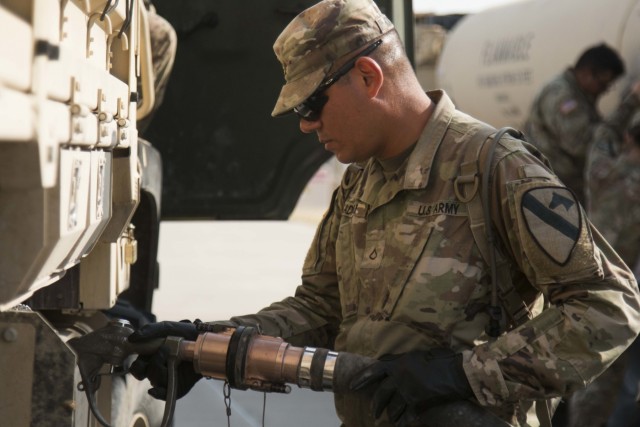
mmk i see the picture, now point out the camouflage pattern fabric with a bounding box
[568,349,628,427]
[233,91,640,427]
[567,126,640,427]
[585,138,640,268]
[148,11,176,111]
[524,69,640,205]
[271,0,394,117]
[137,9,177,133]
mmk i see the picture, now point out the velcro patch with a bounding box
[559,99,578,115]
[520,187,581,265]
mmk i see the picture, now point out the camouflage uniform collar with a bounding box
[377,141,416,174]
[403,89,454,189]
[357,90,453,209]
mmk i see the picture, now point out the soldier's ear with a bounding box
[353,57,383,98]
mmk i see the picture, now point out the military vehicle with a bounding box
[0,0,167,425]
[0,1,413,426]
[435,0,640,128]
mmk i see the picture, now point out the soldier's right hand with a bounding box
[128,320,202,400]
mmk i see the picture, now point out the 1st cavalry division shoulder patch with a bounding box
[520,187,581,265]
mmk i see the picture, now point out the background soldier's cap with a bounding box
[271,0,394,117]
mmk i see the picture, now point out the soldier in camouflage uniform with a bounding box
[568,115,640,427]
[524,44,640,205]
[586,116,640,267]
[137,3,177,134]
[128,1,640,426]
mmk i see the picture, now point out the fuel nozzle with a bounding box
[68,319,167,427]
[72,321,509,427]
[69,318,165,381]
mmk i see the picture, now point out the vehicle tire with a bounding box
[110,366,167,427]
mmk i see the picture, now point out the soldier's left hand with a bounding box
[350,348,473,427]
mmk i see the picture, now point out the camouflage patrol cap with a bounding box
[271,0,394,117]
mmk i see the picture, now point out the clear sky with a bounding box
[413,0,527,14]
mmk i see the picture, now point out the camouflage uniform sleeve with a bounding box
[586,146,640,273]
[585,91,640,166]
[536,82,594,161]
[461,139,640,406]
[538,84,639,162]
[604,91,640,142]
[229,166,361,348]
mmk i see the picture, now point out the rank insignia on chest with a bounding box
[520,186,581,265]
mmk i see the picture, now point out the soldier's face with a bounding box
[299,71,388,164]
[585,70,616,97]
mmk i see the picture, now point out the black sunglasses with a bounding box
[294,39,383,121]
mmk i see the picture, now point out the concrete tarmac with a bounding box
[152,158,345,426]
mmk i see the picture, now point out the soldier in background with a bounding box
[586,115,640,268]
[126,2,640,426]
[568,114,640,427]
[524,43,640,205]
[137,2,177,134]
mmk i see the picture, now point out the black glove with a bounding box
[350,348,473,427]
[128,320,202,400]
